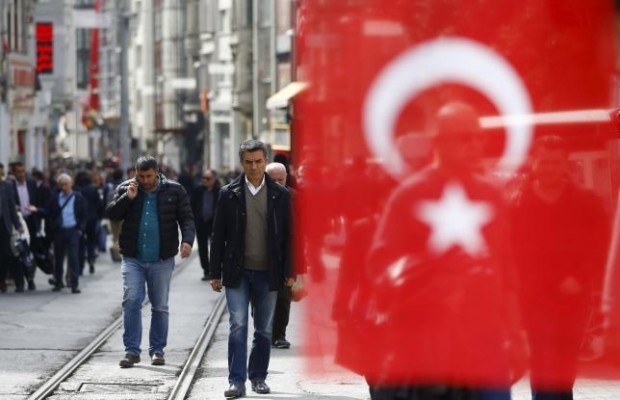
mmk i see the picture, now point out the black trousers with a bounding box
[272,286,291,340]
[79,218,99,273]
[196,223,212,276]
[0,218,24,289]
[23,214,39,280]
[370,386,479,400]
[54,228,81,289]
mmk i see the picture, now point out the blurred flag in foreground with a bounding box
[294,0,619,391]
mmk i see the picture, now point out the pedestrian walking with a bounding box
[366,102,523,400]
[106,156,195,368]
[104,168,125,262]
[0,179,25,293]
[48,173,87,294]
[209,140,294,398]
[190,168,220,281]
[12,162,42,290]
[510,135,610,400]
[265,162,294,349]
[75,171,103,275]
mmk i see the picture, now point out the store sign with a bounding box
[8,54,35,111]
[36,23,54,74]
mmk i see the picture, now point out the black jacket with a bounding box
[0,181,22,234]
[47,190,88,233]
[190,184,221,231]
[210,173,292,290]
[77,183,104,221]
[106,174,195,260]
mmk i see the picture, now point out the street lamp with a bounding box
[119,9,133,172]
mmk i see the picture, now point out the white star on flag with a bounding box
[416,183,494,257]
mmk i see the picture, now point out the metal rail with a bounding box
[27,254,198,400]
[167,294,227,400]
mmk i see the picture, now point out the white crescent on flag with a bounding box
[363,37,534,177]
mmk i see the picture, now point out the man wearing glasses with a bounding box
[191,169,221,281]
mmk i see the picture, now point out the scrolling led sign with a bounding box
[36,23,53,74]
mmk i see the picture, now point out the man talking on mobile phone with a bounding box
[106,156,195,368]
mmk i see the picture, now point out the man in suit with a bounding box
[190,169,220,281]
[12,162,41,290]
[0,178,25,292]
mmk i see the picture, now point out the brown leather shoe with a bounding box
[119,354,140,368]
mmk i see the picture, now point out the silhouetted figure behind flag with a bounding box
[364,102,524,399]
[510,135,610,399]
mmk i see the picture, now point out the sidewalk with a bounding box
[188,300,371,399]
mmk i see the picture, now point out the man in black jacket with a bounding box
[0,179,24,292]
[106,156,195,369]
[12,162,42,290]
[190,168,220,281]
[48,173,87,294]
[209,140,293,398]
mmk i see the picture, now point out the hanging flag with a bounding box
[295,0,617,390]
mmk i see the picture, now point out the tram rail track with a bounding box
[27,254,227,400]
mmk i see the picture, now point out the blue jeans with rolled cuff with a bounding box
[121,256,174,356]
[225,270,278,385]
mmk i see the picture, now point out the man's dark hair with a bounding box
[74,170,91,186]
[238,139,267,163]
[0,162,4,169]
[532,135,568,156]
[112,168,123,181]
[31,169,44,180]
[135,155,159,172]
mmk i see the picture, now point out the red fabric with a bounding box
[295,0,616,388]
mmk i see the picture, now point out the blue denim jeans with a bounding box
[121,256,174,356]
[478,388,511,400]
[225,270,278,384]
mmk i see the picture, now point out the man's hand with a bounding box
[559,276,582,295]
[180,242,192,258]
[127,180,138,199]
[284,277,295,287]
[210,279,223,292]
[17,226,25,234]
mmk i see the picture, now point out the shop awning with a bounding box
[266,81,309,110]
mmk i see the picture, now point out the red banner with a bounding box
[295,0,618,391]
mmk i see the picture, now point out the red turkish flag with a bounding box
[294,0,617,391]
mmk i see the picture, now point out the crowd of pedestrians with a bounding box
[0,161,117,293]
[0,158,229,295]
